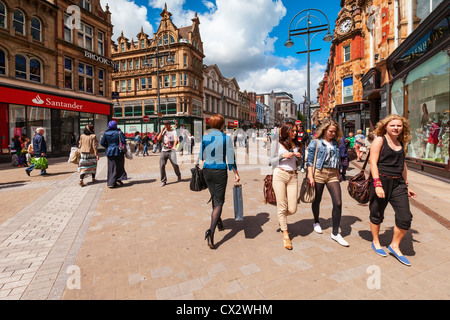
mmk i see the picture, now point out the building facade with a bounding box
[274,92,297,125]
[203,64,240,131]
[0,0,113,160]
[111,5,204,138]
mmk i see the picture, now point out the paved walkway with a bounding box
[0,145,449,300]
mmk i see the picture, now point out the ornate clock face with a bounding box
[339,18,352,34]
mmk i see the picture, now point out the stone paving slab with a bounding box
[0,145,449,300]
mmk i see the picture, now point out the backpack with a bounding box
[262,175,276,205]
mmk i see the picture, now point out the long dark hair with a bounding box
[279,122,302,151]
[83,125,94,135]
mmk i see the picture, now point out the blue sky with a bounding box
[102,0,343,103]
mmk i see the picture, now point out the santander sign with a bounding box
[1,87,110,115]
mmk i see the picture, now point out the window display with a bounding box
[406,51,449,164]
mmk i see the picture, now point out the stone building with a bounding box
[111,5,205,137]
[0,0,113,160]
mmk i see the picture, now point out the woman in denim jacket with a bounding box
[306,119,349,247]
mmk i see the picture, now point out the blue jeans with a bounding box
[26,163,46,175]
[143,144,148,155]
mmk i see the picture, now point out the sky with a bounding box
[100,0,343,104]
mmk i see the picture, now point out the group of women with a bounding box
[199,114,417,267]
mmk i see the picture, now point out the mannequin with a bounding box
[436,112,449,160]
[425,112,440,158]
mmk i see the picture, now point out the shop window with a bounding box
[98,68,104,96]
[0,2,6,29]
[405,51,449,163]
[390,79,404,116]
[0,48,6,75]
[31,17,41,41]
[78,22,93,51]
[13,9,25,35]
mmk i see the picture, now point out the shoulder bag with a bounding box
[299,140,319,203]
[347,151,371,204]
[263,174,277,205]
[190,164,207,192]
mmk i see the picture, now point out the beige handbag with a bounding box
[298,141,319,203]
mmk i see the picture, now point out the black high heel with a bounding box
[204,229,215,249]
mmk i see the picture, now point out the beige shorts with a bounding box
[314,167,339,184]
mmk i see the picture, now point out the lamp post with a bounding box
[143,33,174,132]
[285,8,333,131]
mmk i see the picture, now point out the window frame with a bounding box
[78,22,93,51]
[344,44,351,62]
[0,1,7,29]
[64,57,73,90]
[0,48,6,75]
[14,54,42,83]
[97,30,104,56]
[13,9,25,35]
[31,17,42,41]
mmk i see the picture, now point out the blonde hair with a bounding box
[374,114,411,145]
[315,119,343,142]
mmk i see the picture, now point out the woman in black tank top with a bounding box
[369,115,417,266]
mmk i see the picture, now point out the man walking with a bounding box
[26,127,48,176]
[157,120,181,187]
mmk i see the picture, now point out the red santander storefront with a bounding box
[0,86,111,161]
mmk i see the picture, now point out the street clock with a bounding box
[339,18,352,34]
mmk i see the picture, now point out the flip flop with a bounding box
[388,245,411,266]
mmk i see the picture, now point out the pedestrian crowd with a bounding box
[16,113,417,266]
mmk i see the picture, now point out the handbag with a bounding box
[262,174,277,205]
[347,147,357,161]
[347,150,371,204]
[233,184,244,221]
[298,140,319,203]
[190,164,207,192]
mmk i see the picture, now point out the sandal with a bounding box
[79,180,85,187]
[283,237,293,250]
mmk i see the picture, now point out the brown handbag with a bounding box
[298,141,319,203]
[263,174,277,205]
[347,150,371,204]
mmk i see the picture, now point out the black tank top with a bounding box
[377,136,404,177]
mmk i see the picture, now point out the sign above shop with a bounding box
[84,50,117,70]
[0,86,110,115]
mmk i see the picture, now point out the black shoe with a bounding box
[204,229,215,249]
[25,170,30,177]
[217,218,224,231]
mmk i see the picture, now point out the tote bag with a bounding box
[190,164,207,192]
[298,141,319,203]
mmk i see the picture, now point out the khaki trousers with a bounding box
[272,168,298,231]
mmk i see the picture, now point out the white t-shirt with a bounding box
[162,130,176,152]
[278,144,298,171]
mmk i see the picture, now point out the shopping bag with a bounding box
[31,157,48,170]
[68,147,80,164]
[125,143,133,160]
[233,184,244,221]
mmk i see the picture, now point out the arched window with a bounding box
[0,48,6,75]
[31,17,41,41]
[13,9,25,35]
[15,54,42,82]
[15,54,27,79]
[0,2,6,29]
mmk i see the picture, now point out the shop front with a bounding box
[387,3,449,177]
[333,101,370,137]
[0,86,110,161]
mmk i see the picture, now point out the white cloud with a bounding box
[104,0,154,40]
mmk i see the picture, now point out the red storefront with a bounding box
[0,86,111,160]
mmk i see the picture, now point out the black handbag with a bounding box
[190,164,207,192]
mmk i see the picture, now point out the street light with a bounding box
[285,8,333,131]
[143,32,174,132]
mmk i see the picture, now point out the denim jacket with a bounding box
[199,129,237,171]
[101,129,126,157]
[306,138,340,170]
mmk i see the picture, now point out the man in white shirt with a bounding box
[157,120,181,187]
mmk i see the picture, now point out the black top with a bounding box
[377,136,404,177]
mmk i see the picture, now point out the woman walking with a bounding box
[269,122,302,250]
[354,129,366,161]
[199,114,240,249]
[77,125,99,187]
[307,119,349,247]
[369,115,417,266]
[101,121,128,188]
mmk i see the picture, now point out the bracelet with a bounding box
[373,178,382,188]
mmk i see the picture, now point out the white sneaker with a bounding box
[313,223,322,234]
[331,233,349,247]
[300,168,305,173]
